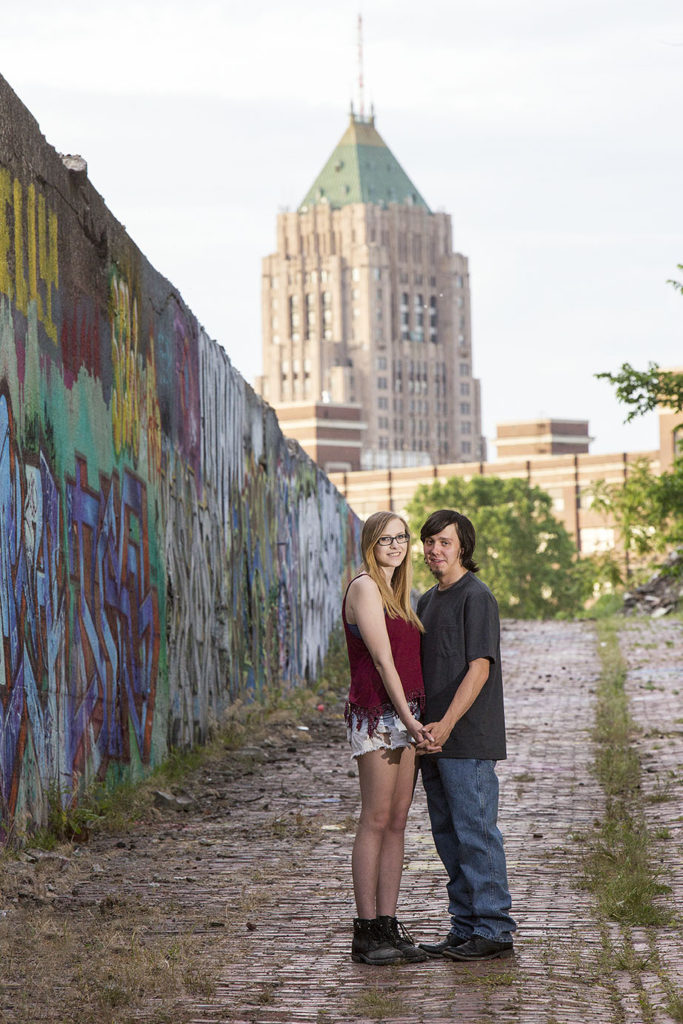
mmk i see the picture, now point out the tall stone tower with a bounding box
[256,109,484,472]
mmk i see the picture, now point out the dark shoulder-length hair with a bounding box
[419,509,480,573]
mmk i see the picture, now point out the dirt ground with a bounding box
[1,617,681,1024]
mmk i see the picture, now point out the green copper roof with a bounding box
[299,112,430,212]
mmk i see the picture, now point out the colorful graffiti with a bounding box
[0,387,67,830]
[0,74,360,840]
[66,456,160,783]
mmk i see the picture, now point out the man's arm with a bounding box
[417,657,490,750]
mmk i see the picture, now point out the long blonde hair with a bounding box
[360,511,424,632]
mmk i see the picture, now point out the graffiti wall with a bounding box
[0,76,360,839]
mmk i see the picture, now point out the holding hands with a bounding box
[415,719,449,753]
[407,717,442,753]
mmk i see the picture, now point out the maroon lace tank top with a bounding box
[342,576,424,736]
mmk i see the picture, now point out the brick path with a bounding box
[616,618,683,1021]
[1,618,681,1024]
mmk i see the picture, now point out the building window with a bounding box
[413,293,424,341]
[462,441,472,454]
[461,421,472,434]
[352,267,361,282]
[460,402,470,415]
[378,396,389,409]
[376,356,387,370]
[289,295,299,334]
[459,362,470,375]
[377,377,388,389]
[429,298,438,343]
[378,416,389,429]
[460,382,470,396]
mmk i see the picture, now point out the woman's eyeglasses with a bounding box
[376,533,409,547]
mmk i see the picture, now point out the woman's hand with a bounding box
[415,721,445,753]
[408,719,441,752]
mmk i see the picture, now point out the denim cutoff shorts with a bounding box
[346,707,416,760]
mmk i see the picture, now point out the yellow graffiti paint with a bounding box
[110,272,163,478]
[0,169,12,300]
[13,177,27,313]
[38,192,59,342]
[145,338,162,480]
[0,168,58,342]
[111,274,141,459]
[27,184,40,322]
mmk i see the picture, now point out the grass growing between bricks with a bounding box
[581,616,682,1021]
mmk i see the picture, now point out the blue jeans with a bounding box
[421,757,516,942]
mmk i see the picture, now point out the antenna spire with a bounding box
[357,13,365,120]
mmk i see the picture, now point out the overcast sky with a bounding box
[2,0,681,456]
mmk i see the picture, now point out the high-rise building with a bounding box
[256,108,485,472]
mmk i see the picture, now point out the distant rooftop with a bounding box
[299,109,430,212]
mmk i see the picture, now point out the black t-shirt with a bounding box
[417,572,507,760]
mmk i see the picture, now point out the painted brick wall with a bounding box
[0,76,360,840]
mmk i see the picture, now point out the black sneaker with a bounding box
[442,935,514,961]
[418,933,468,959]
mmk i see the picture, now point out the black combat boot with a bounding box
[377,915,428,962]
[351,918,405,965]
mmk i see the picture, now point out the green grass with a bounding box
[348,989,407,1020]
[583,618,672,927]
[664,983,683,1023]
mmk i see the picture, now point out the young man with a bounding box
[416,508,516,961]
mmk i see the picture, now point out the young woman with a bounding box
[343,510,437,966]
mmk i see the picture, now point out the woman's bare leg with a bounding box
[352,743,418,919]
[376,744,418,916]
[352,742,400,918]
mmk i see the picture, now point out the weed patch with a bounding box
[583,619,673,927]
[348,988,407,1020]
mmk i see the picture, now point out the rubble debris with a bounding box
[623,548,683,617]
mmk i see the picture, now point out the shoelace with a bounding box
[393,919,416,944]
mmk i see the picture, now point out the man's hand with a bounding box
[414,724,441,753]
[416,719,452,752]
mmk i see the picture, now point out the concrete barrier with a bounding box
[0,75,360,840]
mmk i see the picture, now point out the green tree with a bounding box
[595,361,683,423]
[406,476,588,618]
[593,268,683,568]
[595,269,683,422]
[592,275,683,570]
[589,457,683,563]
